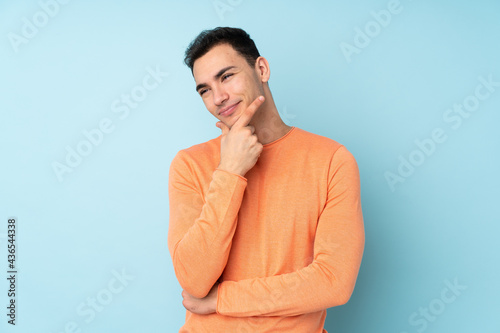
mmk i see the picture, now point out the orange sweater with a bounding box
[168,126,364,332]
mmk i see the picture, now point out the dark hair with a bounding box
[184,27,260,71]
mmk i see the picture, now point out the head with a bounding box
[184,27,260,73]
[184,27,271,127]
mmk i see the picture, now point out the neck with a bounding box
[250,90,293,145]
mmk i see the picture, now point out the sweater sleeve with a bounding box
[216,145,365,317]
[167,150,248,298]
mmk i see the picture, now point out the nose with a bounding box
[212,84,229,106]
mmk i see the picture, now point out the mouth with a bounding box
[218,101,241,117]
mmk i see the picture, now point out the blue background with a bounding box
[1,0,499,332]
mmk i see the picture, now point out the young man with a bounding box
[168,27,365,332]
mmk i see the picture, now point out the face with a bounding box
[192,43,266,127]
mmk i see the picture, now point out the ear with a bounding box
[254,56,270,83]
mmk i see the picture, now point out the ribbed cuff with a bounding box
[216,283,223,315]
[215,168,247,182]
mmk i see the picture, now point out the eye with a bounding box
[199,88,208,96]
[222,73,233,81]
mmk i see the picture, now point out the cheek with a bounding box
[244,74,263,97]
[203,100,220,118]
[228,77,247,95]
[252,74,265,95]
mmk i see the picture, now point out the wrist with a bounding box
[217,163,244,177]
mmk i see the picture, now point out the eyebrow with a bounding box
[195,66,237,92]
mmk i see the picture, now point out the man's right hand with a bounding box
[215,96,265,177]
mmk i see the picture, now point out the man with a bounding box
[168,27,364,332]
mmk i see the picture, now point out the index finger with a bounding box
[232,96,265,129]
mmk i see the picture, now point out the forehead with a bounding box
[192,43,247,83]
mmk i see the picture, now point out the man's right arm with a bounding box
[168,96,265,298]
[168,151,248,298]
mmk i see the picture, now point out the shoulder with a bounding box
[292,127,359,166]
[292,127,345,154]
[170,136,220,170]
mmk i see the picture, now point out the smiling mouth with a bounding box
[219,102,240,116]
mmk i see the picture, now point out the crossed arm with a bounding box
[168,146,364,317]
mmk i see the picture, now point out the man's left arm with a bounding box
[214,145,365,317]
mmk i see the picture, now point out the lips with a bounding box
[219,101,240,117]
